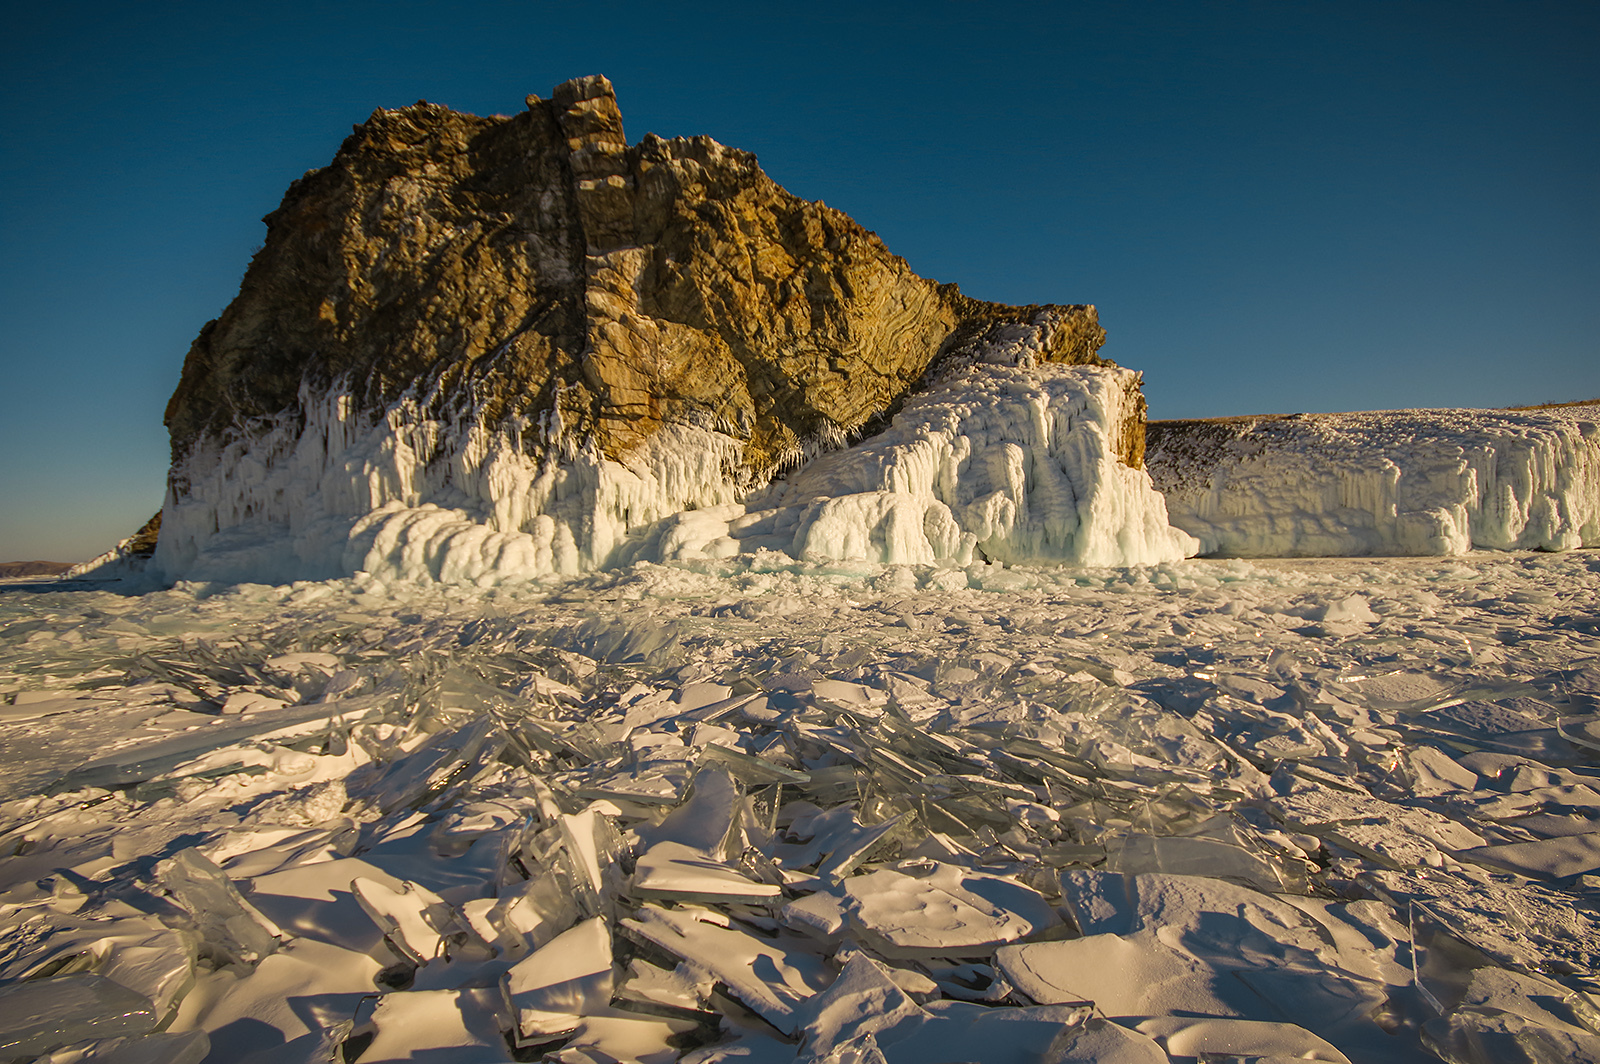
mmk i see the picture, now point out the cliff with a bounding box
[145,76,1184,585]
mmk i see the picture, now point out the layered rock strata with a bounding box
[146,76,1178,585]
[1147,405,1600,557]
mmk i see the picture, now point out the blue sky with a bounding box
[2,1,1595,562]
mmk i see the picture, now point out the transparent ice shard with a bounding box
[699,741,811,786]
[558,807,627,907]
[571,615,685,668]
[364,715,504,814]
[95,922,199,1020]
[0,915,197,1021]
[47,1029,211,1064]
[0,974,158,1059]
[781,806,908,881]
[1107,833,1284,891]
[501,916,613,1042]
[611,957,718,1022]
[50,702,360,790]
[1455,967,1600,1036]
[1557,714,1600,754]
[154,847,281,965]
[639,767,744,855]
[869,999,1100,1064]
[574,766,690,806]
[494,860,585,953]
[1423,1007,1600,1064]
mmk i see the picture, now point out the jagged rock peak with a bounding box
[164,75,1113,474]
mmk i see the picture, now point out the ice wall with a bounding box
[621,361,1197,569]
[1147,406,1600,557]
[144,353,1195,586]
[152,388,746,587]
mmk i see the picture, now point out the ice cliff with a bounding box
[129,75,1191,586]
[1147,404,1600,557]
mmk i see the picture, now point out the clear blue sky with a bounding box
[2,1,1595,562]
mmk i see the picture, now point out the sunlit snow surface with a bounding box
[5,551,1600,1062]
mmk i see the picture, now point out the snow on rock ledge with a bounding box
[1147,405,1600,557]
[145,359,1195,587]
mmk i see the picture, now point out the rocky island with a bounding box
[142,75,1186,588]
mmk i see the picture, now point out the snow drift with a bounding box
[1147,405,1600,557]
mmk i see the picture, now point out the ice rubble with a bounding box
[4,548,1600,1062]
[1148,405,1600,557]
[139,331,1194,587]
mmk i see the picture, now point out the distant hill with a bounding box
[0,561,73,579]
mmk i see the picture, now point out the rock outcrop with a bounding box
[166,76,1109,474]
[145,76,1176,585]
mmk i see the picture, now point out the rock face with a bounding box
[149,76,1175,585]
[166,75,1109,475]
[1147,406,1600,557]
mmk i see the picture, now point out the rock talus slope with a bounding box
[146,76,1182,585]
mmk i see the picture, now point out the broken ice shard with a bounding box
[54,1029,212,1064]
[154,847,281,965]
[0,974,158,1058]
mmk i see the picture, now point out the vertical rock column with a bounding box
[553,77,661,452]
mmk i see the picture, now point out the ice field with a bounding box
[4,546,1600,1063]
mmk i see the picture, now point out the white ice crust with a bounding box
[1150,407,1600,557]
[146,352,1196,586]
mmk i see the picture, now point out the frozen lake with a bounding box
[3,549,1599,1062]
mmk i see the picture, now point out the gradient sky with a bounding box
[2,0,1596,562]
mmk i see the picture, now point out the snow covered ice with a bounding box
[1148,405,1600,558]
[4,543,1600,1063]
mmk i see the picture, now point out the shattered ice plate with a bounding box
[4,543,1600,1063]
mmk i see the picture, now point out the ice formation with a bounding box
[1148,405,1600,557]
[146,343,1195,587]
[5,548,1600,1062]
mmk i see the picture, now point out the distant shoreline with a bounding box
[0,561,74,579]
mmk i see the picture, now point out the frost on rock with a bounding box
[102,318,1193,588]
[1148,405,1600,557]
[5,549,1600,1062]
